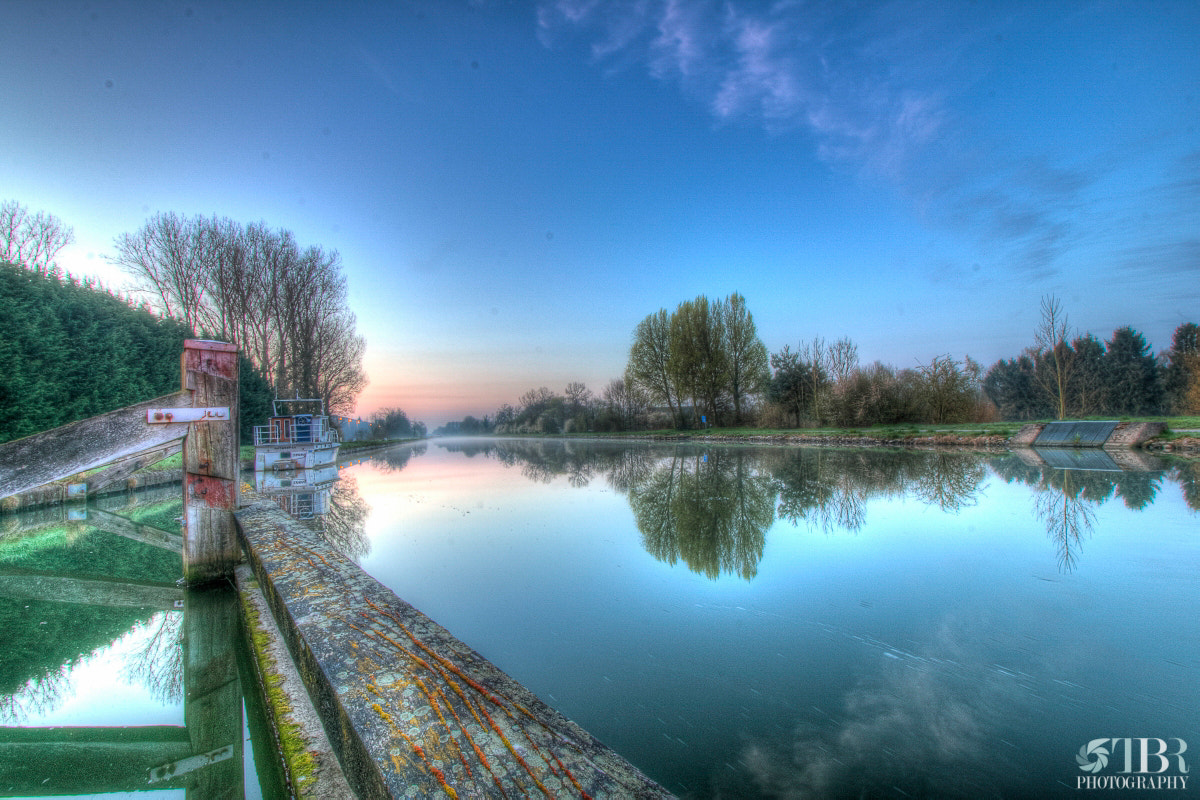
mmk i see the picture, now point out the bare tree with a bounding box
[1034,294,1075,420]
[827,337,859,387]
[0,199,75,275]
[108,214,367,413]
[311,306,368,414]
[565,381,593,431]
[798,336,829,422]
[109,212,211,331]
[602,377,649,430]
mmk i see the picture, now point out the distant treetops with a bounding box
[984,297,1197,420]
[447,293,1196,434]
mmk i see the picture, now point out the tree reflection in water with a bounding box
[450,441,993,579]
[766,448,985,533]
[0,498,187,724]
[1032,471,1098,572]
[302,475,372,562]
[121,611,184,705]
[370,443,428,473]
[0,661,69,724]
[0,610,184,724]
[989,452,1186,572]
[431,439,1192,579]
[629,449,775,580]
[1173,459,1200,511]
[313,443,434,560]
[262,445,431,562]
[767,448,866,534]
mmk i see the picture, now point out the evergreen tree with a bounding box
[1162,323,1199,413]
[238,353,275,445]
[984,354,1050,420]
[0,261,192,442]
[1067,334,1106,417]
[1103,327,1163,415]
[767,345,824,426]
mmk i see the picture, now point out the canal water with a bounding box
[9,442,1191,798]
[338,439,1197,799]
[0,484,286,798]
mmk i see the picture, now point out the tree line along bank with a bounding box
[436,293,1198,436]
[4,200,1195,443]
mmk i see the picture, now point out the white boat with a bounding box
[254,464,338,518]
[253,398,341,471]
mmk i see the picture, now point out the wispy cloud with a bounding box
[538,0,952,177]
[537,1,1197,288]
[536,0,1078,278]
[740,615,1032,797]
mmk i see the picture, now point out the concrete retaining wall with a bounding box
[1011,421,1166,449]
[234,492,671,799]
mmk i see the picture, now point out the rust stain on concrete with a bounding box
[235,493,672,799]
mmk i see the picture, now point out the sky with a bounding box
[2,0,1197,427]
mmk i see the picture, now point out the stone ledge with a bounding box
[234,492,672,799]
[1011,424,1044,446]
[1104,421,1166,448]
[235,563,357,799]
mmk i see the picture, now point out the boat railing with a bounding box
[253,416,339,447]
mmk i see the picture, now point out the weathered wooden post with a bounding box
[180,584,244,798]
[181,340,240,584]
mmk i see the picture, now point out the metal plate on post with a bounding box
[147,408,230,423]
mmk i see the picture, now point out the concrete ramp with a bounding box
[1033,420,1119,447]
[1034,447,1122,471]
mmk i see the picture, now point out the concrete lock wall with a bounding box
[234,492,672,799]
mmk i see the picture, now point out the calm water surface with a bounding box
[0,486,284,799]
[339,439,1198,799]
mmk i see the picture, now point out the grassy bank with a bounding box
[109,417,1200,483]
[580,421,1023,441]
[339,436,423,453]
[558,416,1200,448]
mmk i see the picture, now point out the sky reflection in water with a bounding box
[0,495,273,799]
[345,440,1198,798]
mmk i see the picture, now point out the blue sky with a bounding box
[3,1,1197,426]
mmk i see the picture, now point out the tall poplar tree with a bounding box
[719,292,769,425]
[627,309,680,427]
[669,296,728,427]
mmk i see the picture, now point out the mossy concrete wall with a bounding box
[234,492,672,799]
[236,563,357,799]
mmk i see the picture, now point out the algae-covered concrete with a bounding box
[236,563,357,799]
[235,493,672,799]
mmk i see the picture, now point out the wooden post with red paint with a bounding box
[181,339,240,585]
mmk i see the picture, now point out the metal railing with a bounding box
[253,417,338,447]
